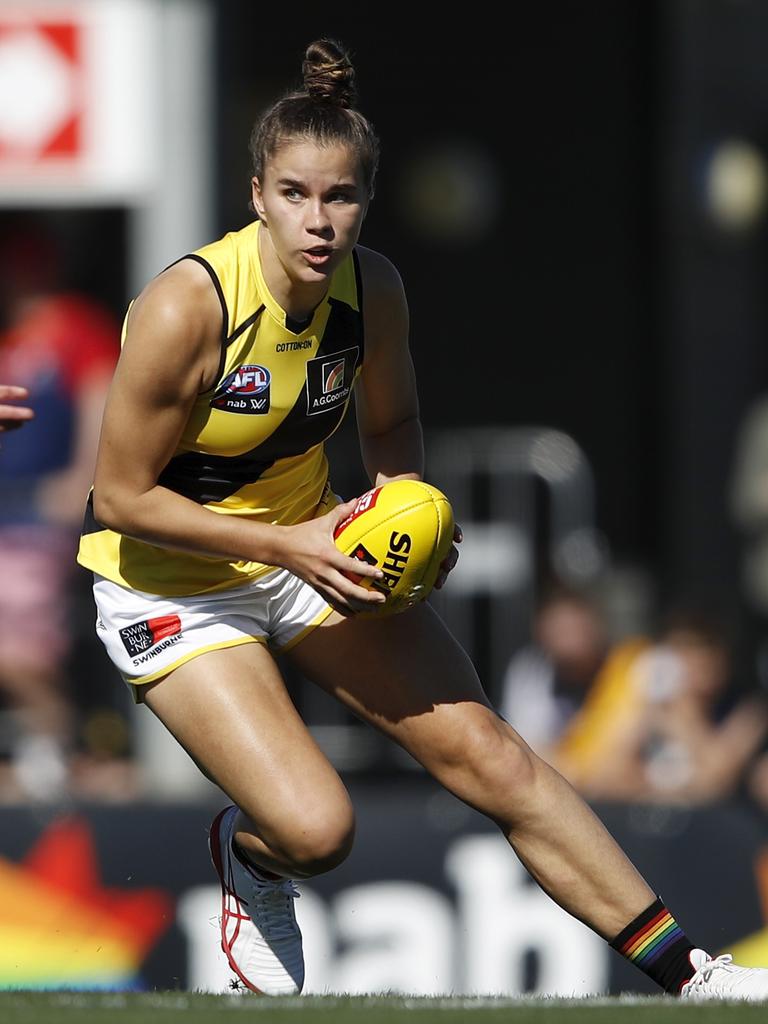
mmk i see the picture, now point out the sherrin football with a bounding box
[333,479,455,618]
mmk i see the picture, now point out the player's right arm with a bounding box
[92,261,383,613]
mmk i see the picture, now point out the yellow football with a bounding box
[333,478,455,618]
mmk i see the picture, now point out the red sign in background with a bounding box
[0,19,83,163]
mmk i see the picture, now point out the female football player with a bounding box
[78,38,768,1001]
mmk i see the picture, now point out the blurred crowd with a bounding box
[500,583,768,814]
[0,218,137,804]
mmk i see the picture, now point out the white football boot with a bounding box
[681,948,768,1001]
[209,804,304,995]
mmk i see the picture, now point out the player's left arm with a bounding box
[355,246,460,587]
[354,245,424,485]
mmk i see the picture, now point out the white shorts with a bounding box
[92,569,334,701]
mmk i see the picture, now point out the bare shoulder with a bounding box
[353,246,411,377]
[355,244,408,339]
[129,258,221,324]
[356,245,406,301]
[123,258,223,388]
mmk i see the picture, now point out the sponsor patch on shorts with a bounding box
[119,614,183,659]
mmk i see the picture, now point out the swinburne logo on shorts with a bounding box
[119,615,182,663]
[305,346,358,416]
[210,364,271,414]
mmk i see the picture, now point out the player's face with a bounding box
[252,139,368,288]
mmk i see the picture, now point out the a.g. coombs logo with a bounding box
[305,346,359,416]
[210,364,271,414]
[323,359,345,393]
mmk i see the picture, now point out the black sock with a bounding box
[610,897,696,994]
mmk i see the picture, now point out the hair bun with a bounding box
[302,39,357,108]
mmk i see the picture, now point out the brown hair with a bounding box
[248,39,380,202]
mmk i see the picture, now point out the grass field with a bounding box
[0,992,766,1024]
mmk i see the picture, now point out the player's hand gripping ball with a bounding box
[333,479,455,618]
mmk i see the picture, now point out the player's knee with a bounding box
[485,724,539,794]
[430,711,537,796]
[280,803,356,878]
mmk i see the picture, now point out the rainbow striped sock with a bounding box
[610,898,695,994]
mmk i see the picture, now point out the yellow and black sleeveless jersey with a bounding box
[77,220,364,596]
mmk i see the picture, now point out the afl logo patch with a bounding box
[211,364,271,414]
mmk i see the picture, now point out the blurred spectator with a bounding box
[556,607,768,806]
[499,583,612,759]
[729,395,768,682]
[730,394,768,612]
[0,219,120,800]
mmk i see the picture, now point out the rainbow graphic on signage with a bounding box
[0,816,172,990]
